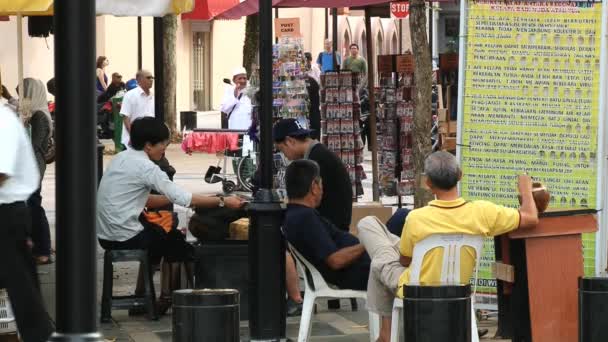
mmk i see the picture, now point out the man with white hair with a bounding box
[357,151,539,342]
[220,67,252,130]
[120,69,155,149]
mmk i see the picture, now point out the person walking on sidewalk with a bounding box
[317,40,341,73]
[0,104,54,341]
[120,70,155,150]
[342,43,367,75]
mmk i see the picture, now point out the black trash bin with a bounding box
[173,289,240,342]
[403,284,471,342]
[180,111,197,131]
[579,277,608,342]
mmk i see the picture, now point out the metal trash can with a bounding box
[180,111,197,131]
[403,284,471,342]
[173,289,239,342]
[579,277,608,342]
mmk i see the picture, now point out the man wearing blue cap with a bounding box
[273,118,353,231]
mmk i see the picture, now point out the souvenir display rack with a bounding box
[375,54,416,206]
[271,36,310,125]
[320,71,365,198]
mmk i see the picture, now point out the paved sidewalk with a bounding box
[34,130,507,341]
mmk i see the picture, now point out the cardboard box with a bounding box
[350,202,394,236]
[229,218,250,240]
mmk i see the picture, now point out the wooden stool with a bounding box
[100,249,158,322]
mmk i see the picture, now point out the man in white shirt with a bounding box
[0,105,54,341]
[220,67,253,130]
[120,70,156,149]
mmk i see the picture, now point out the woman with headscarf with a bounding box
[4,78,54,264]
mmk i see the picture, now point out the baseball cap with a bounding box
[273,118,314,142]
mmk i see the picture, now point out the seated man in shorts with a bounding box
[357,151,539,341]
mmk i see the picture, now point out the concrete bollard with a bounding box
[403,284,471,342]
[172,289,239,342]
[579,277,608,342]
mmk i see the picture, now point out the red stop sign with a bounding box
[391,1,409,19]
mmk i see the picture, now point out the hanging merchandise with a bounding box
[320,71,366,198]
[272,36,310,124]
[376,54,416,198]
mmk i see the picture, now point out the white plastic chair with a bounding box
[287,243,380,342]
[390,234,484,342]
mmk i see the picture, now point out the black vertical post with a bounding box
[137,17,143,70]
[332,8,339,71]
[49,0,102,341]
[325,9,329,39]
[274,8,279,44]
[399,19,403,54]
[153,17,164,122]
[428,6,433,62]
[247,0,286,341]
[365,7,380,201]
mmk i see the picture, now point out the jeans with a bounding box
[0,202,54,341]
[27,188,51,257]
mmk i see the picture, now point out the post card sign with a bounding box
[275,18,300,38]
[460,0,603,304]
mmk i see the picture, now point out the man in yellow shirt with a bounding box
[358,151,539,342]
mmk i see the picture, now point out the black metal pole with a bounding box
[332,8,338,71]
[49,0,102,341]
[248,0,286,340]
[137,17,143,70]
[275,8,279,44]
[428,6,433,62]
[365,7,380,201]
[399,19,403,54]
[153,17,164,122]
[325,9,328,39]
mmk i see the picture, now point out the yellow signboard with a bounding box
[461,1,603,304]
[462,1,602,210]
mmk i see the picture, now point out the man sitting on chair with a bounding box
[283,159,370,291]
[357,151,539,342]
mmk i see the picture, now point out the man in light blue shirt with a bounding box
[97,117,244,248]
[316,39,341,73]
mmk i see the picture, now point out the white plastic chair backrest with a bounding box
[408,234,484,295]
[287,242,329,292]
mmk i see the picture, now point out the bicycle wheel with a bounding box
[237,155,256,192]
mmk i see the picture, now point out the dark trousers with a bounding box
[99,228,166,265]
[27,188,51,257]
[0,202,54,342]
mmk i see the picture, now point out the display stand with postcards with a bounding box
[271,36,310,124]
[374,54,416,207]
[320,71,366,198]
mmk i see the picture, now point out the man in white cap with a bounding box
[220,67,252,130]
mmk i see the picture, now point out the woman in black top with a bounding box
[22,78,53,264]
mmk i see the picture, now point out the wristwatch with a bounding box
[218,196,225,208]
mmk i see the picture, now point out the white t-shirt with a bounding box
[120,86,155,147]
[220,86,252,130]
[0,105,40,204]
